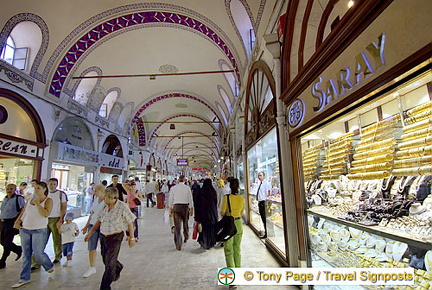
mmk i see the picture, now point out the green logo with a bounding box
[218,267,235,285]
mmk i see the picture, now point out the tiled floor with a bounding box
[0,206,295,289]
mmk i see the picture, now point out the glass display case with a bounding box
[300,71,432,288]
[247,127,285,253]
[0,157,35,201]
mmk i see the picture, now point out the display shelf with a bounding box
[307,208,432,250]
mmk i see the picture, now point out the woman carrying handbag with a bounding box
[220,178,244,275]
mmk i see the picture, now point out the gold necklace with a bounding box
[425,250,432,271]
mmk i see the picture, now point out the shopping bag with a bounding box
[192,221,200,240]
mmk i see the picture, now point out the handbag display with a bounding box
[215,195,237,242]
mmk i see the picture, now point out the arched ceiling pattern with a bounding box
[1,1,283,171]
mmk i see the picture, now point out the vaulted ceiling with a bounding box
[1,0,286,171]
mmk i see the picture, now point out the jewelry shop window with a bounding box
[300,71,432,286]
[247,127,285,253]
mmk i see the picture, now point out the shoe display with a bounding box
[12,280,30,288]
[83,267,97,278]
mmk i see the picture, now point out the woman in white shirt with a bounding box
[12,181,54,288]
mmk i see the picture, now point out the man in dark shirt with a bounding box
[107,175,126,202]
[0,184,25,268]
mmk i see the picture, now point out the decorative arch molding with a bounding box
[165,141,218,158]
[281,0,392,95]
[219,59,238,97]
[69,66,103,102]
[149,153,156,167]
[148,113,218,145]
[0,13,49,82]
[215,101,228,126]
[244,60,276,149]
[131,92,224,128]
[108,102,123,123]
[163,131,219,151]
[225,0,266,61]
[47,5,242,98]
[136,117,146,146]
[0,88,46,144]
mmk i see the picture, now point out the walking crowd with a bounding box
[0,173,245,290]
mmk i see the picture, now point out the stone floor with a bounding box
[0,206,297,289]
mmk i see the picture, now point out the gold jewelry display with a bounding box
[396,145,432,159]
[350,162,392,174]
[398,136,432,150]
[392,167,420,176]
[392,241,408,262]
[404,118,432,133]
[401,127,432,141]
[405,109,432,125]
[328,156,348,164]
[425,250,432,272]
[405,100,432,117]
[356,138,397,153]
[354,147,395,160]
[347,171,390,180]
[330,131,354,143]
[393,156,432,168]
[351,154,394,167]
[385,241,395,258]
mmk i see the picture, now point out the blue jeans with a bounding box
[20,228,53,282]
[62,242,74,259]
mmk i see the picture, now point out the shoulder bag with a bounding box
[215,195,237,242]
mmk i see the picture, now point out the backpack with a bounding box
[15,195,24,213]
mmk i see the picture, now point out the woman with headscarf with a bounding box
[195,178,218,249]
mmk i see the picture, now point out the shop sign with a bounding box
[99,153,125,170]
[0,137,38,158]
[56,142,99,165]
[311,33,386,113]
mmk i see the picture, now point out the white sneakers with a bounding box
[83,267,97,278]
[12,281,30,288]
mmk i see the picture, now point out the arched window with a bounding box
[1,21,42,72]
[1,36,15,64]
[220,60,239,98]
[117,103,133,128]
[102,134,123,157]
[99,90,118,118]
[229,0,255,56]
[218,86,233,114]
[216,103,228,126]
[74,71,99,106]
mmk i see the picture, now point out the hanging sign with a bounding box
[0,136,38,158]
[99,153,126,170]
